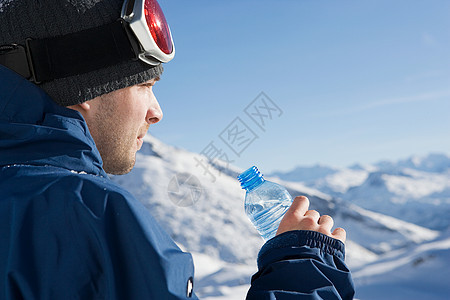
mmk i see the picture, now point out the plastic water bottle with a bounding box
[238,166,293,241]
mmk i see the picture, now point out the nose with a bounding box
[146,92,163,125]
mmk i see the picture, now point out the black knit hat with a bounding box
[0,0,164,106]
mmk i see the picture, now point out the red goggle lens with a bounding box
[144,0,173,55]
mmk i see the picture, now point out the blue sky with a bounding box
[151,0,450,173]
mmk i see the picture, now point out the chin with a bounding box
[103,156,136,175]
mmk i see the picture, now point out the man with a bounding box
[0,0,354,299]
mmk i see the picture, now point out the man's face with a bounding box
[82,78,162,175]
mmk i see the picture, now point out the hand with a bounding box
[276,196,346,243]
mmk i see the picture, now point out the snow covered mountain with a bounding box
[271,154,450,231]
[352,228,450,300]
[112,136,449,299]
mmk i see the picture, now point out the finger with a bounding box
[304,210,320,222]
[318,214,334,230]
[276,196,309,235]
[286,196,310,218]
[332,227,346,243]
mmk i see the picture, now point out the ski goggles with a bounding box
[122,0,175,65]
[0,0,174,83]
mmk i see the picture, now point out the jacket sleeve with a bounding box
[246,230,355,300]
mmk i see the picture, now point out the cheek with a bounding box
[130,103,148,126]
[130,90,153,122]
[119,91,146,124]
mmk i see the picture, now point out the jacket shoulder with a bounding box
[1,164,196,299]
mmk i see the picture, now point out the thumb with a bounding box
[276,196,309,235]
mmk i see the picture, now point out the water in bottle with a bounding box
[238,166,293,241]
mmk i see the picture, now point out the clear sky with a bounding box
[150,0,450,173]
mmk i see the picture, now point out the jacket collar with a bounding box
[0,65,107,177]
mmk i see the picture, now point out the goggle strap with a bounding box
[1,20,140,84]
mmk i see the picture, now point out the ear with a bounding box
[66,101,96,121]
[79,101,91,111]
[67,101,91,113]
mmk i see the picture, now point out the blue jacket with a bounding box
[0,65,354,299]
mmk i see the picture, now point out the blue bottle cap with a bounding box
[237,166,265,191]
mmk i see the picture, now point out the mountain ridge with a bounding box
[270,153,450,230]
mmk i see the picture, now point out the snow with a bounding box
[344,240,378,268]
[353,233,450,300]
[376,153,450,174]
[350,206,439,244]
[70,170,88,175]
[112,136,450,299]
[383,169,449,200]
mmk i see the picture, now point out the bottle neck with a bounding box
[238,166,266,192]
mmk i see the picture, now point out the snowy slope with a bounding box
[343,169,450,230]
[352,230,450,300]
[112,136,449,299]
